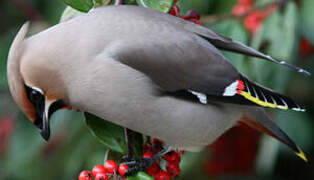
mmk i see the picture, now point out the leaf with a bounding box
[136,0,175,13]
[177,0,213,15]
[127,172,154,180]
[84,112,127,154]
[61,0,94,12]
[209,0,236,14]
[60,6,85,23]
[300,0,314,44]
[84,113,143,157]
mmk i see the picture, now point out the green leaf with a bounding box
[60,6,85,23]
[209,0,236,14]
[61,0,94,12]
[84,113,143,157]
[127,172,153,180]
[177,0,213,15]
[85,112,127,154]
[300,0,314,44]
[136,0,175,13]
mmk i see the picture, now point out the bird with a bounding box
[7,5,308,162]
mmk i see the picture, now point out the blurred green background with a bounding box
[0,0,313,179]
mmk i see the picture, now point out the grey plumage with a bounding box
[7,5,307,160]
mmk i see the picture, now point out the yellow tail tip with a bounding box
[295,147,308,162]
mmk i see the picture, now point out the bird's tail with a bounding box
[221,75,305,112]
[243,107,307,162]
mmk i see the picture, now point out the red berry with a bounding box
[178,150,184,155]
[163,151,181,163]
[243,11,265,34]
[92,165,106,177]
[189,18,201,25]
[238,0,254,5]
[152,138,163,144]
[78,170,92,180]
[143,152,153,159]
[151,138,163,153]
[169,5,180,16]
[166,162,181,176]
[118,164,129,177]
[146,163,160,176]
[103,160,118,174]
[185,10,200,20]
[232,4,252,16]
[300,38,313,55]
[95,172,109,180]
[154,170,170,180]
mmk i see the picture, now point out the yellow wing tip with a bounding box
[295,147,308,162]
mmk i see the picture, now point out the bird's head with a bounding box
[7,22,68,141]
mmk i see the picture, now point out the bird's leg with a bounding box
[122,148,168,176]
[114,0,124,5]
[121,128,134,162]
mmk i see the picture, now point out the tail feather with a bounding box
[198,34,310,76]
[236,75,305,112]
[243,107,308,162]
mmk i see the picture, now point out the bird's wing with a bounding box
[184,22,310,76]
[96,5,303,111]
[107,23,303,111]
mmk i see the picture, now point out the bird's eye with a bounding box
[30,89,42,102]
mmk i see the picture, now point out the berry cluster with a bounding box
[232,0,278,35]
[79,160,126,180]
[142,138,184,180]
[78,138,184,180]
[168,0,201,25]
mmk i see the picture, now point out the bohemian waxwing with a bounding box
[7,5,309,161]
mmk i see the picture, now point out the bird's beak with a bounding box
[33,99,53,141]
[38,99,66,141]
[40,113,50,141]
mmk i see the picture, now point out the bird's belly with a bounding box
[68,59,243,151]
[87,94,243,151]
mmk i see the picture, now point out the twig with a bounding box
[104,149,109,164]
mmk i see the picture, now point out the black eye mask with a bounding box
[24,85,67,141]
[25,85,45,129]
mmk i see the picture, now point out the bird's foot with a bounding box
[120,148,167,176]
[121,158,154,176]
[121,155,135,162]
